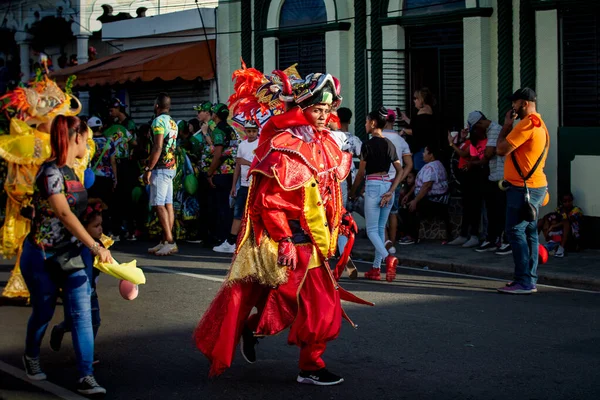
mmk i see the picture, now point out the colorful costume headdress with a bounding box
[0,75,81,127]
[228,60,342,129]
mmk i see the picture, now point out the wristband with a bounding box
[90,242,100,256]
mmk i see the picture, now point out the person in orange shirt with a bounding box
[496,88,549,294]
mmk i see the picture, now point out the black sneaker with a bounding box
[77,375,106,395]
[475,241,497,253]
[49,325,65,352]
[22,355,47,381]
[297,368,344,386]
[495,244,513,255]
[240,327,258,364]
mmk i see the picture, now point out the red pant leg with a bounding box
[289,265,342,371]
[299,342,327,371]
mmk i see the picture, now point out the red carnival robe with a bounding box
[194,107,372,376]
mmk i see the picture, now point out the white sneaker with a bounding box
[384,240,396,254]
[554,246,565,258]
[148,242,165,254]
[448,236,468,246]
[462,236,480,248]
[213,240,236,254]
[155,242,178,256]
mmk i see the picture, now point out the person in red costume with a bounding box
[194,72,372,386]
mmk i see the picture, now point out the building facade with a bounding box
[216,0,600,231]
[2,0,599,235]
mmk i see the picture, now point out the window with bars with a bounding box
[277,0,327,77]
[278,35,326,76]
[561,8,600,127]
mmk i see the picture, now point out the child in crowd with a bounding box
[538,192,583,258]
[87,116,118,238]
[50,203,106,363]
[397,170,416,243]
[213,120,260,253]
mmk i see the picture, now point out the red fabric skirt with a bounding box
[193,245,341,377]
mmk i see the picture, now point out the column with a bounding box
[326,30,354,124]
[463,16,492,118]
[535,9,559,214]
[76,91,90,116]
[216,2,241,102]
[76,33,92,65]
[263,37,277,73]
[15,32,33,83]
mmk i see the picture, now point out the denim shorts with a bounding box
[149,168,176,206]
[233,185,249,220]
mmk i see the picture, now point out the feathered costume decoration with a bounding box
[228,59,301,128]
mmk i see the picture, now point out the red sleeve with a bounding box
[251,176,303,242]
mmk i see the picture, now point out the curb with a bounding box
[351,249,600,292]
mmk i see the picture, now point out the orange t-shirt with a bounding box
[504,113,548,188]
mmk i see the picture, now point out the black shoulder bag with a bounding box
[43,165,86,274]
[45,242,85,273]
[510,131,549,222]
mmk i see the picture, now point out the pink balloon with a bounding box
[119,280,139,300]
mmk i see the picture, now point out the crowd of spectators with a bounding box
[334,87,584,280]
[78,88,583,266]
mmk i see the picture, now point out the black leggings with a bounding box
[457,168,485,237]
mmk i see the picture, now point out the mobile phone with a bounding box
[510,109,517,119]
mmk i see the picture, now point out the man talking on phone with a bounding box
[496,88,549,294]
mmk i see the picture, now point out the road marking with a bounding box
[143,266,224,282]
[352,260,600,294]
[0,360,88,400]
[144,262,598,294]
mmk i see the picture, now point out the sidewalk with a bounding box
[351,237,600,292]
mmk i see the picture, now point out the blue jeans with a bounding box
[233,185,249,220]
[505,186,547,287]
[59,248,100,338]
[20,240,95,378]
[364,180,394,267]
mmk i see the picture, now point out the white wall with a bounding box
[571,156,600,217]
[102,9,215,40]
[216,1,241,102]
[535,9,559,215]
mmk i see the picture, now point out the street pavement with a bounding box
[352,237,600,291]
[1,241,599,400]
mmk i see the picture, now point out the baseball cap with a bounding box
[507,87,537,102]
[467,111,486,133]
[87,116,102,128]
[109,97,126,109]
[211,103,229,119]
[244,120,258,129]
[193,101,213,112]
